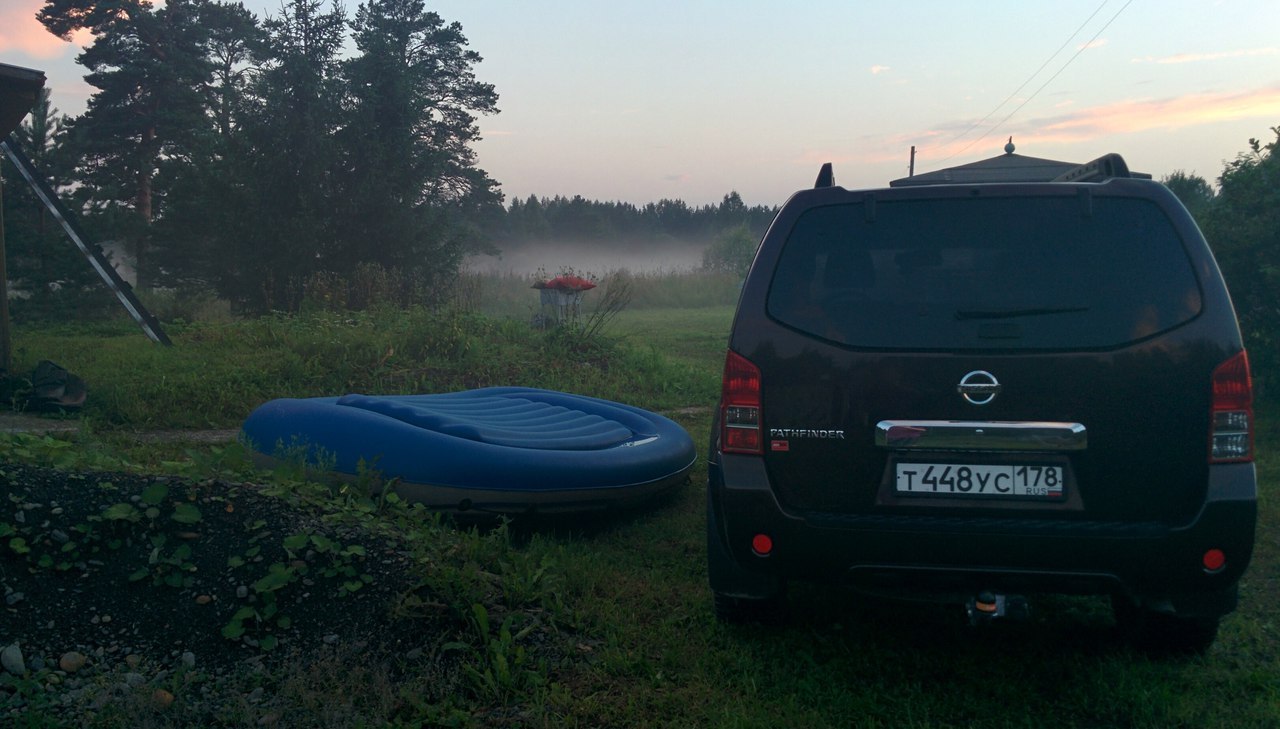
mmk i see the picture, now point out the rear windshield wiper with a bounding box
[954,306,1089,321]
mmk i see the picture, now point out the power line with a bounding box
[936,0,1133,165]
[938,0,1110,157]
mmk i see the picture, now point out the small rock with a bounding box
[101,615,113,624]
[2,643,26,676]
[125,671,146,688]
[236,586,249,599]
[181,652,196,669]
[404,647,423,661]
[125,654,142,669]
[259,711,281,726]
[246,686,264,703]
[5,591,24,606]
[29,656,45,671]
[152,688,175,708]
[51,507,64,515]
[323,634,339,645]
[195,595,213,605]
[59,652,87,673]
[176,531,200,540]
[14,511,25,524]
[51,529,69,543]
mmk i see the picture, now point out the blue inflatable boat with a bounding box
[241,387,697,515]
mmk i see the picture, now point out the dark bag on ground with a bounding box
[26,360,87,412]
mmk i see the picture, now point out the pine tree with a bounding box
[334,0,501,296]
[39,0,213,290]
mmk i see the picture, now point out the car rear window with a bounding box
[765,195,1202,350]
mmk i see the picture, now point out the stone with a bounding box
[2,643,26,676]
[124,671,145,688]
[125,654,142,669]
[152,688,175,708]
[195,595,213,605]
[59,652,87,673]
[181,652,196,669]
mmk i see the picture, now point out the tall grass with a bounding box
[7,306,720,428]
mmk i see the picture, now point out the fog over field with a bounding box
[464,239,707,277]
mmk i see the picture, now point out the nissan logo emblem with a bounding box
[958,370,1001,405]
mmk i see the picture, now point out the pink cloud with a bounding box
[0,0,92,60]
[822,85,1280,168]
[1030,86,1280,141]
[1131,48,1280,64]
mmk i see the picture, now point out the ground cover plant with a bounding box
[1,303,1277,727]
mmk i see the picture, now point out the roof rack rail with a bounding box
[1053,153,1146,182]
[814,162,835,189]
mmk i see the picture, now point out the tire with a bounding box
[1112,596,1220,656]
[712,590,789,625]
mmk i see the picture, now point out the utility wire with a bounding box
[936,0,1133,164]
[938,0,1110,157]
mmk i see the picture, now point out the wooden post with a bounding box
[0,166,10,375]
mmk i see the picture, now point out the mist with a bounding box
[464,238,708,277]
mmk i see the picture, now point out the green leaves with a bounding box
[103,503,141,522]
[171,503,203,525]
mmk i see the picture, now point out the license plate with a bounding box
[895,463,1064,497]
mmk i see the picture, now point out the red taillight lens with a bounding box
[722,350,763,455]
[1210,350,1253,463]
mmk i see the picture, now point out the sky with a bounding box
[3,0,1280,207]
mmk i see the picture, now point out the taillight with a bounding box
[1210,350,1253,463]
[721,350,762,455]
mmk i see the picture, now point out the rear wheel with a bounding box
[1112,596,1220,656]
[712,589,789,625]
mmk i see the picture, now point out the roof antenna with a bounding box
[814,162,835,188]
[1004,136,1016,155]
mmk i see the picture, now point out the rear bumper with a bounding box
[708,454,1256,618]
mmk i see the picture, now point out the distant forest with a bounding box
[2,0,774,317]
[491,192,777,252]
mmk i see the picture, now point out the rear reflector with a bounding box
[1202,549,1226,573]
[751,533,773,556]
[1210,351,1253,463]
[722,351,763,455]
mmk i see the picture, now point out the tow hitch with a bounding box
[966,591,1031,626]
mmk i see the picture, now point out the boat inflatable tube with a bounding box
[241,387,697,515]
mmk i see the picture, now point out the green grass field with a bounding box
[2,303,1276,727]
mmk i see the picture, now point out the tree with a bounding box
[39,0,213,289]
[148,1,267,292]
[334,0,501,287]
[0,89,110,316]
[1161,170,1215,221]
[701,223,758,277]
[1201,127,1280,378]
[222,0,347,310]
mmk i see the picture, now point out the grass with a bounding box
[2,300,1277,727]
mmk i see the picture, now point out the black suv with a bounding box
[707,151,1256,652]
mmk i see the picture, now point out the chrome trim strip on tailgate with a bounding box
[875,420,1087,451]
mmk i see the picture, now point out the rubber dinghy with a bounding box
[241,387,697,516]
